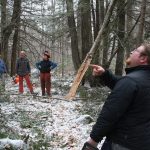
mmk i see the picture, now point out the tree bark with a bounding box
[91,0,96,39]
[100,0,109,68]
[126,0,134,57]
[80,0,92,61]
[95,0,100,37]
[10,0,21,76]
[11,28,19,76]
[99,0,105,27]
[1,0,22,70]
[66,0,81,71]
[1,0,7,56]
[80,0,92,85]
[115,0,126,75]
[136,0,147,45]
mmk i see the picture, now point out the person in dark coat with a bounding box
[16,51,34,94]
[36,51,57,96]
[82,43,150,150]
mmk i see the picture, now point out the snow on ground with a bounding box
[0,71,105,149]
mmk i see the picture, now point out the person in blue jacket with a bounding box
[36,51,57,96]
[0,55,7,90]
[0,57,7,75]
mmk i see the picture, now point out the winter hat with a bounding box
[43,51,50,58]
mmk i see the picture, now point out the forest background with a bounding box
[0,0,150,84]
[1,0,150,149]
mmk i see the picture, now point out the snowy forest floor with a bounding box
[0,69,109,150]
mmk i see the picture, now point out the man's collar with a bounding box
[125,65,150,74]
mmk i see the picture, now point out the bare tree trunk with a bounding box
[80,0,92,61]
[1,0,22,70]
[136,0,147,45]
[66,0,81,71]
[77,1,82,60]
[11,28,19,76]
[102,34,109,68]
[95,0,100,37]
[115,0,126,75]
[80,0,92,85]
[1,0,7,56]
[91,0,96,39]
[91,0,100,66]
[11,0,21,76]
[126,0,134,57]
[99,0,105,27]
[100,0,109,68]
[51,0,56,62]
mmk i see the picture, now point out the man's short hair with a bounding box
[142,43,150,64]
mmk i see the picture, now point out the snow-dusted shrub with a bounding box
[0,135,29,150]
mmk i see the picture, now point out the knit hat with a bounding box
[43,51,50,58]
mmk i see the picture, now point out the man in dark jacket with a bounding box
[16,51,34,94]
[36,51,57,96]
[82,43,150,150]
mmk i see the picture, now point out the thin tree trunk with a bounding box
[136,0,147,45]
[1,0,7,56]
[11,28,19,76]
[100,0,109,68]
[126,0,134,57]
[80,0,92,61]
[1,0,22,70]
[80,0,92,85]
[66,0,81,71]
[51,0,56,62]
[91,0,100,65]
[95,0,100,36]
[100,0,105,26]
[11,0,21,76]
[115,0,126,75]
[91,0,96,39]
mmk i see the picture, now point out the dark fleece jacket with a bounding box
[90,65,150,150]
[16,57,31,76]
[36,60,57,73]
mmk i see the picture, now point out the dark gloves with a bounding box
[82,142,99,150]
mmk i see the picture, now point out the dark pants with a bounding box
[111,143,130,150]
[101,139,130,150]
[40,72,51,96]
